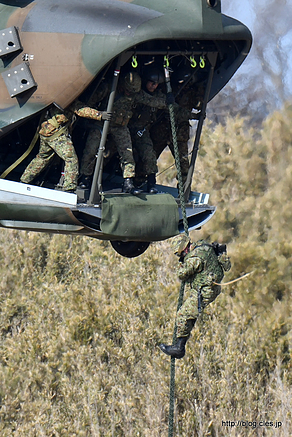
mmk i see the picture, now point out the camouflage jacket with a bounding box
[177,240,231,289]
[39,101,104,137]
[128,89,166,130]
[128,89,197,131]
[111,89,167,127]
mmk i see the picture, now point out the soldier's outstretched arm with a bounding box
[135,90,167,109]
[70,100,110,121]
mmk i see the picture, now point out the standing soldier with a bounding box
[77,71,168,194]
[130,66,201,191]
[128,67,165,193]
[151,66,204,186]
[106,71,167,194]
[159,234,231,359]
[79,81,110,189]
[20,101,111,192]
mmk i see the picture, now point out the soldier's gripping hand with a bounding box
[166,92,175,105]
[101,111,112,121]
[189,110,206,120]
[218,253,232,272]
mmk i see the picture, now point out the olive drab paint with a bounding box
[0,0,252,258]
[0,0,251,136]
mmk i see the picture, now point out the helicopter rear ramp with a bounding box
[0,179,215,241]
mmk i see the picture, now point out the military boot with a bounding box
[79,175,92,189]
[147,173,158,194]
[123,178,142,195]
[159,337,188,359]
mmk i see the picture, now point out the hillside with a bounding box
[1,104,292,436]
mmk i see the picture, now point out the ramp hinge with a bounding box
[0,27,22,58]
[1,61,37,97]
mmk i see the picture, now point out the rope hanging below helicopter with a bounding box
[163,58,189,437]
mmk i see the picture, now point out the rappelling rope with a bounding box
[164,64,189,437]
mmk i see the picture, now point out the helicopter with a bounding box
[0,0,252,258]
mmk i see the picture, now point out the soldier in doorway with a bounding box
[20,100,111,192]
[150,66,205,186]
[128,67,165,193]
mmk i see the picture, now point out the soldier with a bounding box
[106,71,168,194]
[151,66,204,186]
[20,101,111,192]
[159,234,231,359]
[128,67,165,193]
[77,71,167,194]
[79,81,110,189]
[130,66,201,192]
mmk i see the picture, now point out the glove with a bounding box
[166,92,175,105]
[101,111,112,121]
[189,111,205,120]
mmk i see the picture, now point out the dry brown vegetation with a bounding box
[1,104,292,436]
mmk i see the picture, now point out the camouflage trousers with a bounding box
[151,120,190,184]
[131,128,158,178]
[20,132,78,191]
[110,125,135,178]
[176,284,221,338]
[167,141,189,185]
[80,128,102,176]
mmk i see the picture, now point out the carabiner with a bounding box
[132,56,138,68]
[200,56,206,69]
[164,55,170,68]
[190,56,197,68]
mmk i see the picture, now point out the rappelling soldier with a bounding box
[159,234,231,359]
[20,100,111,192]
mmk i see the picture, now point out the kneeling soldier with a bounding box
[159,234,231,359]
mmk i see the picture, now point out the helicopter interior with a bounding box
[0,37,246,204]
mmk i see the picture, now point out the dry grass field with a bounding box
[1,105,292,436]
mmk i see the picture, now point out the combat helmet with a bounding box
[171,234,191,256]
[143,66,164,84]
[122,71,141,94]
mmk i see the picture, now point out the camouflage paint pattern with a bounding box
[0,0,252,137]
[175,240,231,338]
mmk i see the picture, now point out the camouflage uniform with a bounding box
[176,240,231,337]
[128,89,166,179]
[80,126,102,177]
[21,101,105,191]
[151,84,203,185]
[151,110,193,185]
[79,82,109,177]
[109,90,167,179]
